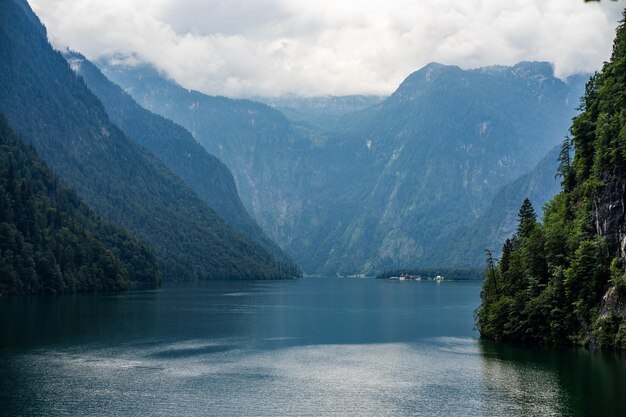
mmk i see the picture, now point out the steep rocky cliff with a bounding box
[594,169,626,261]
[594,169,626,347]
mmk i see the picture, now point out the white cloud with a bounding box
[29,0,625,97]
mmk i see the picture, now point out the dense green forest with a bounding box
[0,115,159,295]
[0,0,300,281]
[477,12,626,349]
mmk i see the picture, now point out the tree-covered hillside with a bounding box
[0,115,159,295]
[0,0,300,281]
[477,12,626,349]
[65,52,298,272]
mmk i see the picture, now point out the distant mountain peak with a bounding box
[392,61,561,101]
[392,63,463,100]
[412,62,460,79]
[474,61,555,78]
[510,61,555,79]
[97,54,188,93]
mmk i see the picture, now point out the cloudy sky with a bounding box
[30,0,624,97]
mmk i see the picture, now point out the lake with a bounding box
[0,277,624,416]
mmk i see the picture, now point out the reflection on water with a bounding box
[0,278,624,416]
[479,342,567,416]
[479,341,626,417]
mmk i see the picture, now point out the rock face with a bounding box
[594,169,626,347]
[597,285,626,348]
[594,169,626,262]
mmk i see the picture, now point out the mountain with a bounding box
[100,58,584,275]
[0,0,300,281]
[64,51,297,270]
[0,114,159,295]
[98,59,321,263]
[316,61,582,273]
[446,145,562,266]
[477,12,626,349]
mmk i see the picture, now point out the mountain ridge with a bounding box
[65,51,298,271]
[99,57,585,275]
[0,0,299,281]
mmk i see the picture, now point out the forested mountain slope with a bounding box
[0,0,299,281]
[478,12,626,349]
[65,51,297,270]
[0,115,159,295]
[101,58,583,275]
[99,60,325,267]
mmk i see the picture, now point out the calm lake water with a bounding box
[0,277,624,416]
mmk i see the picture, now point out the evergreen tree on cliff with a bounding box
[477,10,626,349]
[516,198,537,238]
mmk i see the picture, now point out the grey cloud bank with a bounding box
[30,0,625,97]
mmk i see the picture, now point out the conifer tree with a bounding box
[516,198,536,238]
[557,136,574,191]
[500,239,514,273]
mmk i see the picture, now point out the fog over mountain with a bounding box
[3,0,615,278]
[30,0,623,97]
